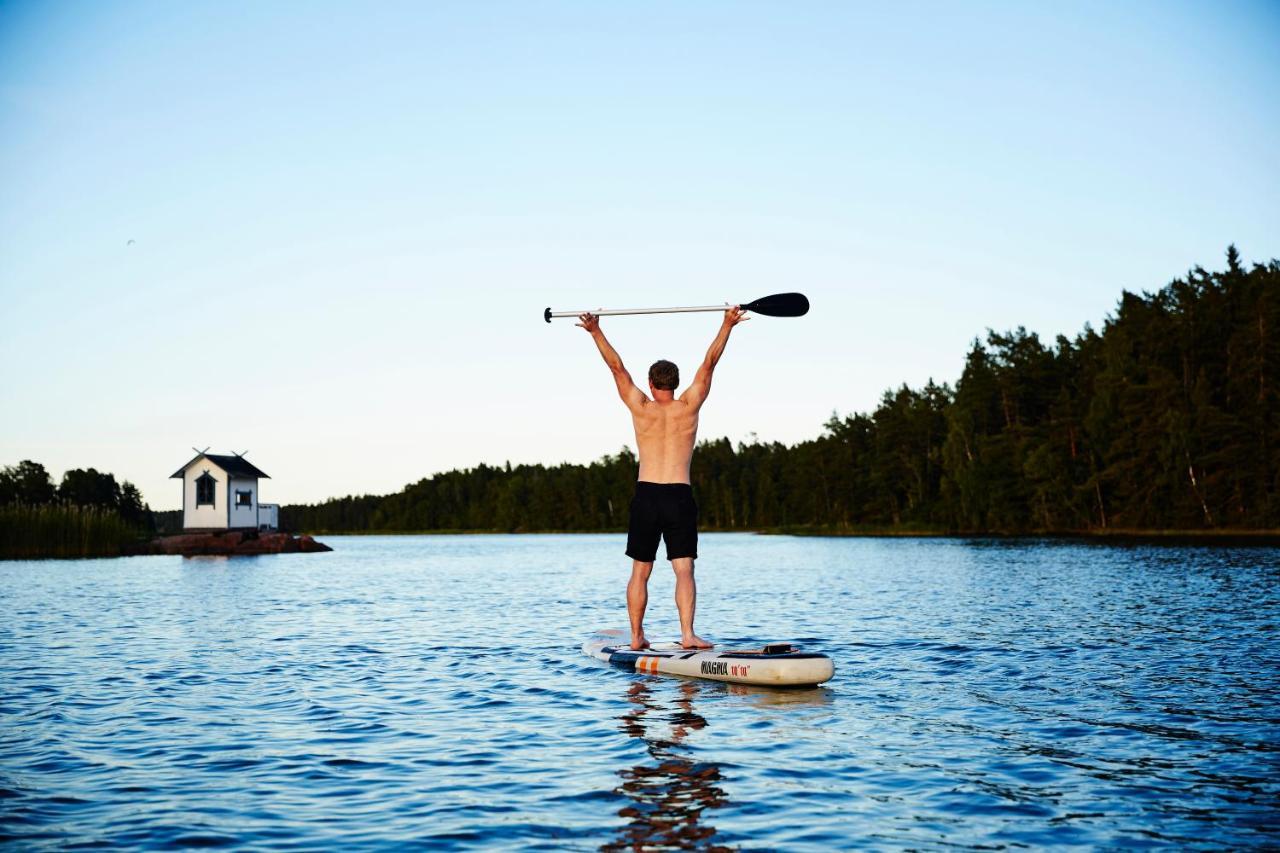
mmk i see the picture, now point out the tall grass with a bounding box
[0,503,142,559]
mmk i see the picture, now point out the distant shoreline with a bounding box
[299,527,1280,545]
[8,527,1277,560]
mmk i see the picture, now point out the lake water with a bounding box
[2,534,1278,849]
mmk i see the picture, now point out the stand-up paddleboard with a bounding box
[583,628,834,687]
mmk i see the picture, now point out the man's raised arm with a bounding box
[681,306,749,409]
[577,313,646,410]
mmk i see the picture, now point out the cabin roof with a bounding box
[171,453,270,479]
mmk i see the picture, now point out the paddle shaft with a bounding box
[545,304,731,321]
[544,292,807,322]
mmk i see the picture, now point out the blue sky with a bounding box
[1,1,1277,509]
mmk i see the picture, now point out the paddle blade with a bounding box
[741,292,809,318]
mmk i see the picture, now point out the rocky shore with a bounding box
[143,531,332,556]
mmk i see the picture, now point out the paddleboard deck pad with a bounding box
[583,628,834,687]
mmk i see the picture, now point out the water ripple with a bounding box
[1,535,1278,849]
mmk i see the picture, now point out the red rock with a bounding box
[298,535,332,553]
[148,531,331,556]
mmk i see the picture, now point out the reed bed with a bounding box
[0,503,141,559]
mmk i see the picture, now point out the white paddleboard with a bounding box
[583,628,834,687]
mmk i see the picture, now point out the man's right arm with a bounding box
[577,313,646,411]
[681,306,748,409]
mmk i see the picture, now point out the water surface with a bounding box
[2,534,1278,849]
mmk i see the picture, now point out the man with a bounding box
[577,306,749,651]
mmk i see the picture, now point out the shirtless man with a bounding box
[578,306,749,651]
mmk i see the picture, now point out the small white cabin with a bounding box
[171,452,276,532]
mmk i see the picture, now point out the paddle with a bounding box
[543,292,809,323]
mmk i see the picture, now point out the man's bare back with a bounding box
[578,306,749,651]
[632,395,699,484]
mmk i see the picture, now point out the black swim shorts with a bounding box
[625,481,698,562]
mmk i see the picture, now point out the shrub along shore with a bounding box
[0,462,154,559]
[0,503,144,559]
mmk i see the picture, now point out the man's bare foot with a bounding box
[630,634,650,651]
[681,634,713,650]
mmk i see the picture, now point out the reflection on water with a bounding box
[605,679,834,851]
[606,680,731,852]
[721,681,835,708]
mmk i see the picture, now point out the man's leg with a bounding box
[627,560,653,650]
[672,557,712,649]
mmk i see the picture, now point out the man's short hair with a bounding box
[648,360,679,390]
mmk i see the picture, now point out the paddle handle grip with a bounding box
[544,304,730,322]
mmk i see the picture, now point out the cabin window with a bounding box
[196,472,216,506]
[236,490,252,508]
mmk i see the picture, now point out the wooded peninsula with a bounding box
[282,247,1278,536]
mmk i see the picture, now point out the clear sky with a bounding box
[2,1,1277,510]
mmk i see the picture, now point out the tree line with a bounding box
[0,460,152,529]
[282,247,1278,534]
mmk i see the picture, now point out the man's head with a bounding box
[648,360,679,392]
